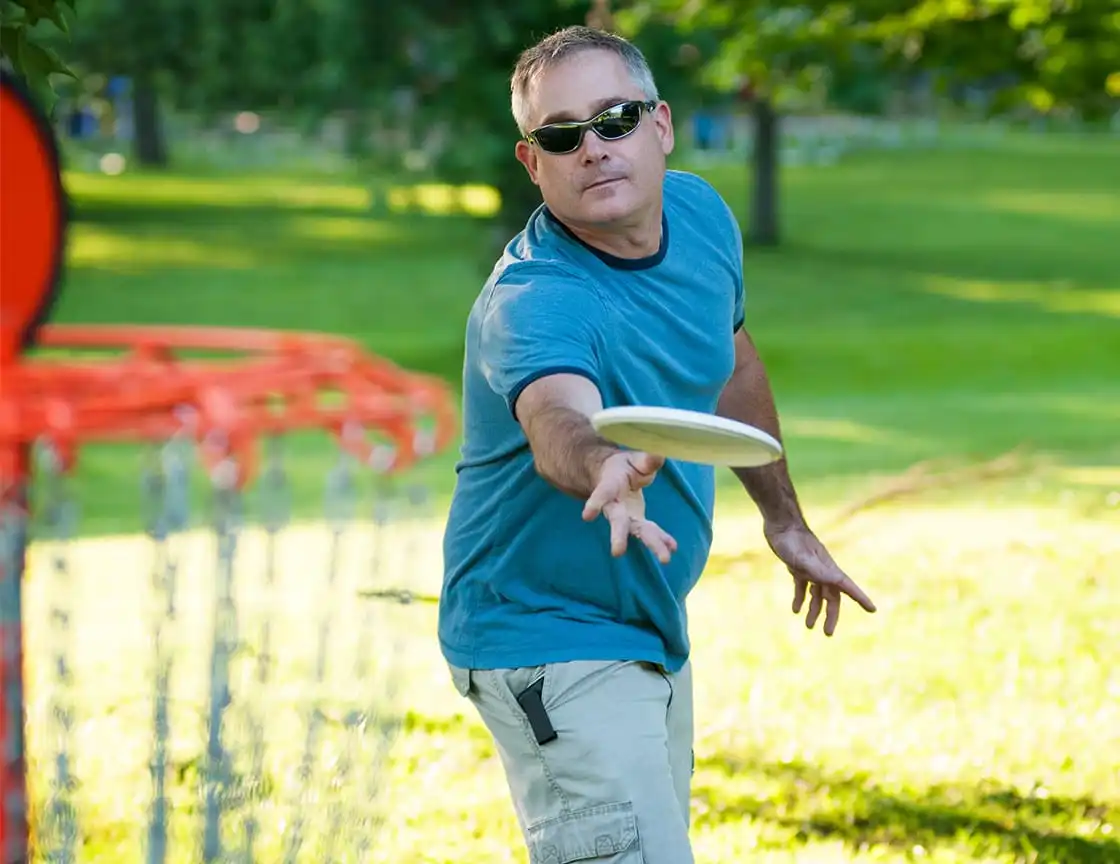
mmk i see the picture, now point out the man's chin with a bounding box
[578,195,640,226]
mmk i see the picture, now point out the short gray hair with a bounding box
[510,26,660,135]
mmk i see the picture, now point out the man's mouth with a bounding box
[585,177,623,191]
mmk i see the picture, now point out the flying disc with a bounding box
[591,405,783,467]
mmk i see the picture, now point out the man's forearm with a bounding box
[717,343,806,529]
[523,405,618,498]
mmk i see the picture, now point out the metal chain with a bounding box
[240,436,290,863]
[144,431,192,864]
[321,707,363,863]
[202,455,243,864]
[355,473,439,606]
[282,450,356,864]
[0,427,439,862]
[353,475,429,864]
[36,441,78,864]
[337,477,396,863]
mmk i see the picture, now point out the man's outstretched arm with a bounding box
[515,373,618,499]
[514,373,676,561]
[715,328,876,633]
[716,329,806,530]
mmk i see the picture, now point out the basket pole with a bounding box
[0,446,30,864]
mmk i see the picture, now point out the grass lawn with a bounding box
[13,129,1120,862]
[34,131,1120,530]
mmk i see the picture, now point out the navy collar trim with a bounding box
[545,208,669,271]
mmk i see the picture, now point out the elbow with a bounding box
[531,450,556,485]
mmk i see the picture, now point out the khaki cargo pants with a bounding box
[449,659,695,863]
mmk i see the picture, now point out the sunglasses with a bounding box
[526,100,659,155]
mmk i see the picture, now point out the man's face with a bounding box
[515,49,674,230]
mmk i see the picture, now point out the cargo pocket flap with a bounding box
[527,802,639,863]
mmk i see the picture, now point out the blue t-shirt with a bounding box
[439,170,745,673]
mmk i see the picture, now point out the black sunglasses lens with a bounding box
[535,126,582,153]
[531,102,649,152]
[592,102,643,139]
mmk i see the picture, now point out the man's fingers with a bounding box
[634,519,676,564]
[839,576,877,614]
[791,576,808,614]
[603,502,630,557]
[582,479,618,521]
[628,451,665,481]
[805,583,824,630]
[823,585,841,636]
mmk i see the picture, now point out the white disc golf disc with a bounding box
[591,405,783,467]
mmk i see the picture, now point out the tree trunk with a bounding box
[749,96,779,246]
[132,73,168,168]
[344,108,371,159]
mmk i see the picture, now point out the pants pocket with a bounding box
[448,663,471,697]
[527,802,641,863]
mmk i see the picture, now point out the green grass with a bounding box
[13,131,1120,862]
[34,133,1120,532]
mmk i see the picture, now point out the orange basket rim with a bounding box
[0,322,459,485]
[22,321,376,355]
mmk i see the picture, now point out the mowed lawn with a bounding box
[16,131,1120,863]
[38,132,1120,529]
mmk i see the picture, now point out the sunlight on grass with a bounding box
[981,190,1120,223]
[69,225,259,270]
[1055,465,1120,488]
[923,276,1120,318]
[65,171,373,211]
[459,184,503,216]
[64,172,501,218]
[284,214,404,242]
[17,495,1120,863]
[385,183,501,217]
[686,502,1120,863]
[272,182,371,210]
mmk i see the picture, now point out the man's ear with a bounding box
[654,101,675,157]
[515,139,541,186]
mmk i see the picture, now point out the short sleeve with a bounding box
[479,264,604,419]
[728,203,746,332]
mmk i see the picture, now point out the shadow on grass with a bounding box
[694,751,1119,863]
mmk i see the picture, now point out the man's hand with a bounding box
[513,373,676,563]
[764,522,876,636]
[583,451,678,564]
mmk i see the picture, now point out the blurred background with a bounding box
[2,0,1118,862]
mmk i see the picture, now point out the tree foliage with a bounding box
[867,0,1120,119]
[634,0,1120,117]
[0,0,76,112]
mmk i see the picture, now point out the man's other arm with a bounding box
[716,328,806,530]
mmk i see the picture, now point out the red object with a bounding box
[0,323,458,485]
[0,70,456,861]
[0,66,58,864]
[0,70,66,367]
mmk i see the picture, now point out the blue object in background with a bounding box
[105,75,131,98]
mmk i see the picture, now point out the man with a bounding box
[438,25,876,863]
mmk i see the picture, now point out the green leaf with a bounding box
[21,39,74,79]
[0,21,27,70]
[48,2,70,35]
[19,0,48,26]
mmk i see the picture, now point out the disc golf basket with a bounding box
[0,70,457,863]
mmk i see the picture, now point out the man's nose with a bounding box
[579,130,610,163]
